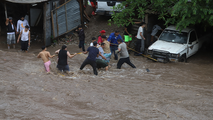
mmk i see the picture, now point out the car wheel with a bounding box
[178,55,187,62]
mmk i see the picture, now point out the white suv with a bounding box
[96,0,124,16]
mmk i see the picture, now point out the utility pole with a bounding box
[4,2,8,19]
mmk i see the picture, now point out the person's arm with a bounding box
[55,49,60,54]
[47,52,55,58]
[84,51,88,54]
[140,32,145,40]
[37,53,41,58]
[17,21,20,33]
[67,51,77,58]
[17,31,22,43]
[124,27,131,37]
[140,27,145,40]
[118,35,123,42]
[99,52,106,60]
[5,18,9,26]
[28,31,31,46]
[107,34,112,42]
[118,45,121,52]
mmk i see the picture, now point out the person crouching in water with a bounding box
[37,46,55,73]
[116,39,136,69]
[55,45,77,73]
[96,43,108,71]
[17,25,30,52]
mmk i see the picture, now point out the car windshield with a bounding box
[159,30,188,44]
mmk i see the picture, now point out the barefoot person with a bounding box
[17,25,30,52]
[55,45,77,73]
[116,39,136,69]
[37,46,55,73]
[5,17,17,49]
[80,41,105,75]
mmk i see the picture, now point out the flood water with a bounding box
[0,43,213,119]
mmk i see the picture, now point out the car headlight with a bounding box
[147,50,153,54]
[171,54,180,58]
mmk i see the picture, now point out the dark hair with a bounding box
[62,45,67,50]
[141,22,146,26]
[101,43,105,46]
[41,46,46,50]
[25,25,30,28]
[92,37,96,40]
[117,39,122,43]
[115,30,119,33]
[78,25,82,28]
[93,41,97,46]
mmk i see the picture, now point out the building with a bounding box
[0,0,83,46]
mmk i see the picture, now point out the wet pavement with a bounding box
[0,15,213,119]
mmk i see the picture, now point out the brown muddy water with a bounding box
[0,43,213,120]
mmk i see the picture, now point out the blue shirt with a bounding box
[107,33,123,46]
[87,46,99,61]
[96,47,104,59]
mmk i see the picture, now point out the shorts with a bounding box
[57,64,70,72]
[96,59,108,69]
[103,53,111,63]
[124,35,132,42]
[7,34,16,45]
[44,60,51,72]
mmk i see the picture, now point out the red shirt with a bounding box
[98,36,103,45]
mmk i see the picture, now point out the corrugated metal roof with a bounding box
[6,0,48,4]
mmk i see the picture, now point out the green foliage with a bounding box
[110,0,213,30]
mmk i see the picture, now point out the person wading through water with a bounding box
[80,41,106,75]
[116,39,136,69]
[55,45,77,73]
[37,46,55,73]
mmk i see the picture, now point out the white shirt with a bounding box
[90,42,93,46]
[137,26,144,39]
[21,29,29,41]
[17,19,30,32]
[151,25,162,36]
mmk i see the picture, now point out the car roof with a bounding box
[166,25,194,33]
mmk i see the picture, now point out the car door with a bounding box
[187,31,199,58]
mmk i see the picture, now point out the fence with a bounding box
[51,0,81,38]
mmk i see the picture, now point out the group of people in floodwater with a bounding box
[5,15,163,75]
[37,23,161,75]
[37,25,138,75]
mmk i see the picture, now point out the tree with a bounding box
[110,0,213,30]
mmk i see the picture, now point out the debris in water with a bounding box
[146,68,150,72]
